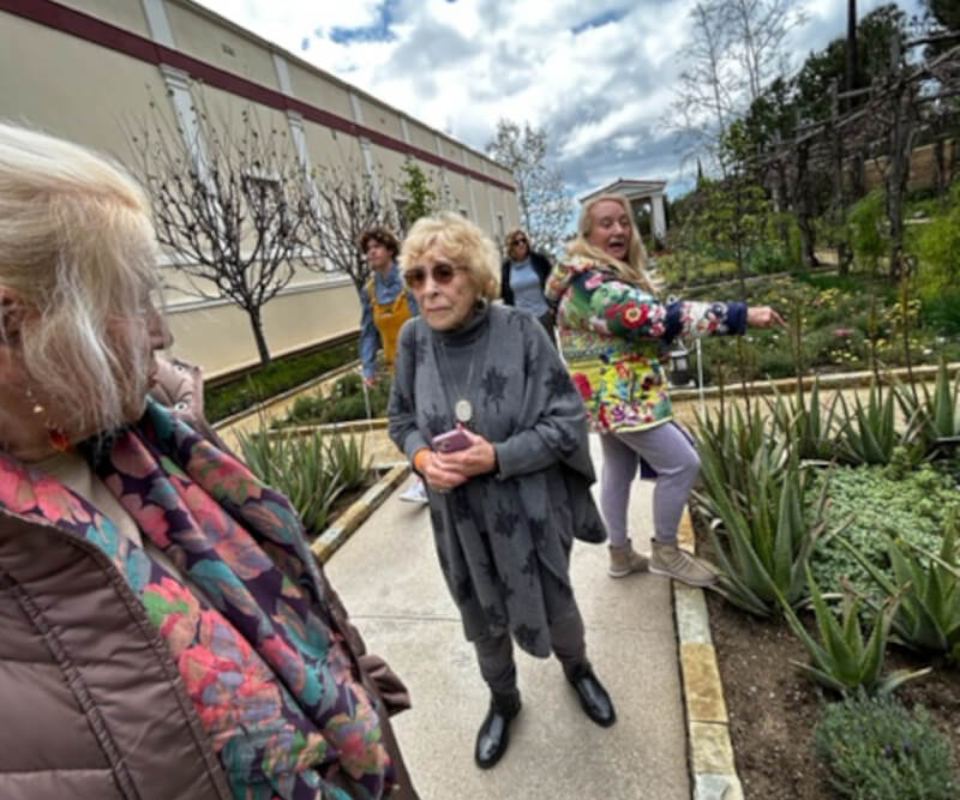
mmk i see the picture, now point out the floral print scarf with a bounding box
[0,400,395,800]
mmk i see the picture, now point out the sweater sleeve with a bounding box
[493,315,586,480]
[500,260,514,306]
[359,283,381,380]
[573,271,747,341]
[387,320,430,464]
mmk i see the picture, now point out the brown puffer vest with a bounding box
[0,359,417,800]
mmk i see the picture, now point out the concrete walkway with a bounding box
[325,435,690,800]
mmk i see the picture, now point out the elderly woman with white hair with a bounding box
[388,213,615,771]
[0,123,417,800]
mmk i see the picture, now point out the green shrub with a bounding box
[849,191,888,275]
[808,464,955,595]
[815,692,958,800]
[205,339,358,422]
[912,186,960,306]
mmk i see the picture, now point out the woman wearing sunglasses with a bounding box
[388,213,615,770]
[545,194,785,585]
[499,228,555,342]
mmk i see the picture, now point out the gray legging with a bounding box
[473,605,587,695]
[599,423,701,548]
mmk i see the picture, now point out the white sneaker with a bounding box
[398,478,429,505]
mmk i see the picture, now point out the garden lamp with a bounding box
[668,342,694,388]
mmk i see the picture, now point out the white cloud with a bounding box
[194,0,925,199]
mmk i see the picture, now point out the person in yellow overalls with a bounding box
[358,226,427,504]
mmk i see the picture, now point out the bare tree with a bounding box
[669,0,807,171]
[728,0,808,105]
[130,97,309,367]
[486,119,573,260]
[299,162,395,295]
[670,1,737,171]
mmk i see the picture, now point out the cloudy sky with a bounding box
[195,0,924,199]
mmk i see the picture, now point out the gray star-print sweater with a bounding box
[388,303,606,657]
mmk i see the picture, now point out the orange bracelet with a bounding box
[413,448,430,474]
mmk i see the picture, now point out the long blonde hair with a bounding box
[565,193,656,293]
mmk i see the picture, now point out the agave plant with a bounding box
[693,402,787,521]
[697,446,830,617]
[836,383,903,466]
[780,567,931,696]
[765,378,841,462]
[237,427,345,534]
[837,509,960,663]
[896,359,960,457]
[326,433,370,493]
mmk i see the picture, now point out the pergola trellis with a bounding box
[747,34,960,277]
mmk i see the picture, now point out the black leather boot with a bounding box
[474,690,522,769]
[565,663,616,727]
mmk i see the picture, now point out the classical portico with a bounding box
[581,178,668,242]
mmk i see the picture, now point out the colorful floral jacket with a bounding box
[544,256,747,433]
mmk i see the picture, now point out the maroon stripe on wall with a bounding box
[0,0,515,193]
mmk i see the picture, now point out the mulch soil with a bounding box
[700,552,960,799]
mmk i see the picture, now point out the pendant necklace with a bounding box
[433,321,491,426]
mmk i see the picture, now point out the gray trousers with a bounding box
[599,423,701,548]
[473,605,587,695]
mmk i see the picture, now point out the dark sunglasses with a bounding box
[511,237,528,246]
[403,262,466,290]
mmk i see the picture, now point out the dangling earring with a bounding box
[25,386,70,452]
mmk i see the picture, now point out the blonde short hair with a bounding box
[566,193,656,293]
[0,122,160,435]
[399,212,500,300]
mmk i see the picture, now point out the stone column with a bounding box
[651,192,667,241]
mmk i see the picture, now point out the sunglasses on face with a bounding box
[511,238,528,247]
[403,262,466,290]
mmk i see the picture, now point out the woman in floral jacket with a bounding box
[545,194,784,587]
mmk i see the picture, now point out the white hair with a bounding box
[399,212,501,300]
[0,122,160,435]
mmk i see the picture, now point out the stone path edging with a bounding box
[676,509,744,800]
[310,462,410,563]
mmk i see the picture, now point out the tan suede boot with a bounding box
[650,540,717,587]
[607,540,650,578]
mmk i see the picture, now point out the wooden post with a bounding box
[829,80,850,275]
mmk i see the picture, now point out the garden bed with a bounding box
[703,580,960,800]
[689,364,960,798]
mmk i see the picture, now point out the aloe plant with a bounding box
[765,378,841,462]
[697,448,829,617]
[897,359,960,456]
[780,567,931,696]
[694,403,787,517]
[237,428,347,534]
[837,509,960,663]
[326,433,370,493]
[836,383,902,466]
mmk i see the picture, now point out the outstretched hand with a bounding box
[746,306,787,329]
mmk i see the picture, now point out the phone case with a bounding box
[432,428,471,453]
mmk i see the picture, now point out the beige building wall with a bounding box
[1,0,517,380]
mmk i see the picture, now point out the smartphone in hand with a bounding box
[432,428,472,453]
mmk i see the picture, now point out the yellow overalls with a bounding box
[368,280,413,375]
